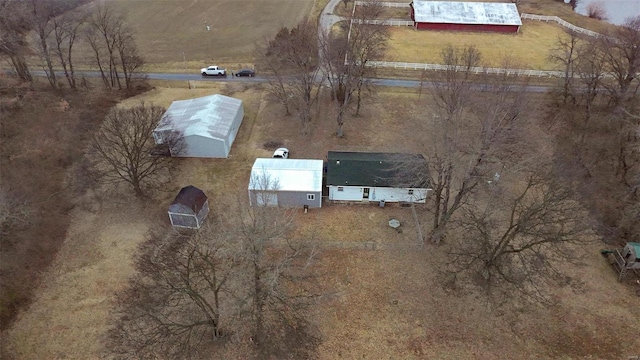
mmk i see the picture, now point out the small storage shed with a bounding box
[410,1,522,33]
[248,158,324,208]
[326,151,431,203]
[153,94,244,158]
[168,186,210,229]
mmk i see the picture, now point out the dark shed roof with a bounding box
[169,186,208,215]
[326,152,430,188]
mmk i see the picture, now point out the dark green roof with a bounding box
[326,151,430,188]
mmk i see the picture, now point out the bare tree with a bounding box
[26,0,60,88]
[85,2,143,90]
[548,30,582,105]
[569,0,579,10]
[110,222,241,359]
[262,20,321,134]
[598,16,640,108]
[110,183,320,358]
[422,45,483,244]
[89,103,174,197]
[321,1,389,137]
[574,38,606,143]
[447,170,588,303]
[237,202,320,359]
[51,9,86,89]
[586,1,608,20]
[0,0,33,81]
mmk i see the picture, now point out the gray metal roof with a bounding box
[155,94,243,140]
[249,158,324,192]
[412,1,522,26]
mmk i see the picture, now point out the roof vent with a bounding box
[336,160,340,165]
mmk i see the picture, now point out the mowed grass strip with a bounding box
[384,20,569,70]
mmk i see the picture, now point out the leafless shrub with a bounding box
[586,2,608,20]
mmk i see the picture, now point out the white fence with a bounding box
[520,13,601,37]
[358,19,414,26]
[365,61,566,77]
[355,1,411,7]
[346,4,606,77]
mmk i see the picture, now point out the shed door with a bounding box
[256,191,278,206]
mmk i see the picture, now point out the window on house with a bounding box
[408,189,414,195]
[338,187,344,192]
[307,194,315,200]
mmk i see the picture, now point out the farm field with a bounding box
[106,0,603,73]
[4,81,640,359]
[107,0,314,66]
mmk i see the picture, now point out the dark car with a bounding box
[235,69,255,77]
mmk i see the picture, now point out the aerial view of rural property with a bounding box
[1,0,640,358]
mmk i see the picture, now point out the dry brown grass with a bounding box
[106,0,313,65]
[4,82,640,360]
[384,20,570,70]
[518,0,618,33]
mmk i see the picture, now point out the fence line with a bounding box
[345,4,606,77]
[355,1,411,7]
[365,61,566,77]
[350,2,603,38]
[357,19,414,26]
[520,13,601,37]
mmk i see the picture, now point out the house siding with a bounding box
[328,185,429,203]
[249,190,322,208]
[328,186,364,201]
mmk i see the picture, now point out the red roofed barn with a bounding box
[410,1,522,33]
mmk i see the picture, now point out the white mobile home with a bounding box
[326,151,431,203]
[153,94,244,158]
[248,158,324,208]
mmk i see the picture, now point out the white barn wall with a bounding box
[181,134,227,158]
[225,107,243,151]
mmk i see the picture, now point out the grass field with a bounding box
[384,20,569,70]
[109,0,314,65]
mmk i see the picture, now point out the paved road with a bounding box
[30,0,552,93]
[50,70,550,93]
[319,0,346,35]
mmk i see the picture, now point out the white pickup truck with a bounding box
[200,65,226,76]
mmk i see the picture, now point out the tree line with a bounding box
[0,0,143,90]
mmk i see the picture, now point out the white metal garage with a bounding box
[248,158,324,208]
[153,94,244,158]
